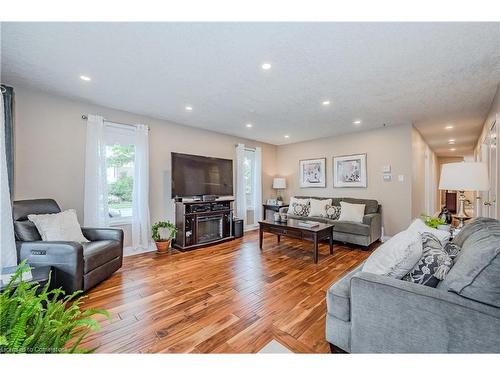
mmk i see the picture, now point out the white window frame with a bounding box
[243,148,256,211]
[104,122,136,226]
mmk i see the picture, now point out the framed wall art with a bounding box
[299,158,326,188]
[333,153,367,188]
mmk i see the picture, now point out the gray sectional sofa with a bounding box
[280,196,382,247]
[325,217,500,353]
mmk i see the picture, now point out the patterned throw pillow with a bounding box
[322,204,341,220]
[444,242,461,260]
[290,202,310,217]
[402,232,453,287]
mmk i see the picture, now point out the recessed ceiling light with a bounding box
[80,75,91,81]
[445,125,454,130]
[353,120,362,125]
[284,135,290,139]
[261,63,272,70]
[450,148,456,151]
[185,106,193,111]
[448,139,456,144]
[322,100,331,106]
[246,123,253,128]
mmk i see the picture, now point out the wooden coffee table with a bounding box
[258,219,334,263]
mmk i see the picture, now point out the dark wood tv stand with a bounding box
[173,199,234,251]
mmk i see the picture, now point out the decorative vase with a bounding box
[438,206,452,224]
[155,239,171,254]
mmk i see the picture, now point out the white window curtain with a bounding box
[84,114,110,227]
[0,92,17,269]
[131,124,151,250]
[235,144,246,221]
[253,146,263,223]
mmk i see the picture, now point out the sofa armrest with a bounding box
[349,272,500,353]
[16,241,84,294]
[362,213,381,241]
[81,227,124,243]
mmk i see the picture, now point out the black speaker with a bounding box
[233,218,243,238]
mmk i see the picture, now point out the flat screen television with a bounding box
[171,152,233,198]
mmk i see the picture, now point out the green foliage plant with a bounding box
[0,261,110,353]
[151,221,177,242]
[108,172,134,202]
[420,214,446,229]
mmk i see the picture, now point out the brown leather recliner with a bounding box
[12,199,123,294]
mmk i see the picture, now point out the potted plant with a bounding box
[421,214,448,230]
[0,261,109,353]
[152,220,177,254]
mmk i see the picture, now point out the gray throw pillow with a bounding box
[290,202,310,217]
[440,222,500,308]
[323,204,341,220]
[403,232,453,287]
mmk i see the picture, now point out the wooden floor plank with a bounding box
[82,229,374,353]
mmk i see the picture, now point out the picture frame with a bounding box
[333,153,367,188]
[266,198,278,206]
[299,158,326,188]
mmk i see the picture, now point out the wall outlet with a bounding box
[382,165,391,173]
[398,174,405,182]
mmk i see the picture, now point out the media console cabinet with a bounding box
[174,199,234,251]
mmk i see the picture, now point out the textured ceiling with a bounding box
[1,22,499,155]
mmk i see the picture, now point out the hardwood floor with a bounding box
[81,230,375,353]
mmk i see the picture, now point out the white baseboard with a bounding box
[123,245,156,257]
[380,235,392,243]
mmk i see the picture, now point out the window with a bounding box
[243,149,255,209]
[105,123,136,224]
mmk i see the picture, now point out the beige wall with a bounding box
[411,127,427,218]
[275,124,414,235]
[411,127,439,218]
[12,86,443,240]
[12,86,278,242]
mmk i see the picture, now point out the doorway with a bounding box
[476,117,498,219]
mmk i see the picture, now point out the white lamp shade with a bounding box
[439,162,490,191]
[272,177,286,189]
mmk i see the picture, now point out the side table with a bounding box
[262,203,289,220]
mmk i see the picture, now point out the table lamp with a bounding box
[272,178,286,204]
[438,162,490,228]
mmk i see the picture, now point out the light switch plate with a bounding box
[382,165,391,173]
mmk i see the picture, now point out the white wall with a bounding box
[12,86,277,245]
[475,83,500,219]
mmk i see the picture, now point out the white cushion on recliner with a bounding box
[28,209,89,243]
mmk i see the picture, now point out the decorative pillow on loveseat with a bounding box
[402,232,453,287]
[308,198,332,217]
[288,197,310,217]
[322,204,341,220]
[338,201,365,223]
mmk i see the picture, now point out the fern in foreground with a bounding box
[0,261,110,353]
